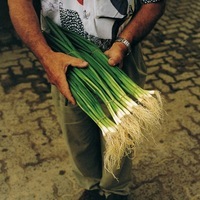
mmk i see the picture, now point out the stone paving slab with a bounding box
[0,0,200,199]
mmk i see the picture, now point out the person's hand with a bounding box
[104,42,128,67]
[40,50,88,105]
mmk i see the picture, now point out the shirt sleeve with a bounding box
[141,0,162,3]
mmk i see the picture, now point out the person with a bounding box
[8,0,166,199]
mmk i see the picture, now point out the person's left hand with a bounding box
[104,42,128,67]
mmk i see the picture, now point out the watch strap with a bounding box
[115,37,131,55]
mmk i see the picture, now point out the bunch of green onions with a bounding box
[43,17,163,176]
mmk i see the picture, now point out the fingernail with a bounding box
[71,101,76,105]
[83,61,88,65]
[109,59,115,66]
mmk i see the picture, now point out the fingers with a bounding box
[54,72,76,105]
[67,56,88,68]
[108,58,119,66]
[104,49,123,67]
[104,41,129,67]
[43,52,88,105]
[57,56,88,104]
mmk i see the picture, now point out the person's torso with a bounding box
[41,0,137,50]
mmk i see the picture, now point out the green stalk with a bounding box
[45,16,75,50]
[79,50,138,109]
[43,17,166,178]
[61,27,149,98]
[44,29,128,124]
[69,72,117,134]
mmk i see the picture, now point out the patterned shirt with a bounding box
[41,0,162,50]
[142,0,161,3]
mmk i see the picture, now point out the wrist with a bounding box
[34,44,53,61]
[115,37,132,55]
[37,47,55,67]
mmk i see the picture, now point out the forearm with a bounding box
[119,1,166,45]
[105,1,166,66]
[8,0,52,60]
[8,0,88,104]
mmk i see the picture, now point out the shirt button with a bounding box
[83,10,90,19]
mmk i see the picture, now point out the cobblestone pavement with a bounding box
[0,0,200,200]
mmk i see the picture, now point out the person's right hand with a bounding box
[40,50,88,105]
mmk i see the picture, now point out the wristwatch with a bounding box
[115,37,131,55]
